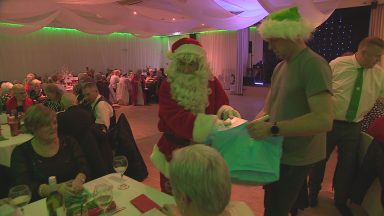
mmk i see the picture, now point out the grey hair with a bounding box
[1,82,13,91]
[169,144,231,215]
[61,92,78,109]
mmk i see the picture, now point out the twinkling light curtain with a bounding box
[369,4,384,67]
[0,29,168,81]
[199,31,237,90]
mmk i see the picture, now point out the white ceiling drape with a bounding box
[0,0,341,37]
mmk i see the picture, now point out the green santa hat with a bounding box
[258,7,314,40]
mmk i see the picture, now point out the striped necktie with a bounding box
[345,67,364,122]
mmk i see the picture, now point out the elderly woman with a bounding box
[10,104,90,201]
[28,79,44,102]
[1,82,13,110]
[43,83,64,112]
[5,83,33,114]
[162,144,253,216]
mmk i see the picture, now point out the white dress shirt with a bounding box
[331,55,384,122]
[91,95,114,129]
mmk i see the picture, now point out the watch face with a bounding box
[271,125,279,135]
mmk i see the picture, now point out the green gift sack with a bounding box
[207,121,283,184]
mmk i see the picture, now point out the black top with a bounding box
[57,105,93,142]
[10,136,90,201]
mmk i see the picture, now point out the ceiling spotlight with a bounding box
[133,11,137,15]
[201,23,205,26]
[172,18,176,21]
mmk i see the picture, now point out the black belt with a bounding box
[334,120,360,124]
[164,133,191,146]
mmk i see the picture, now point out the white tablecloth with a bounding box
[0,124,33,167]
[23,173,175,216]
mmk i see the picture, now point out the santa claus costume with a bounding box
[150,38,240,194]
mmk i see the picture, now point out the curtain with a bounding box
[199,31,237,90]
[0,0,339,37]
[249,28,263,68]
[0,29,168,81]
[369,4,384,67]
[234,28,249,95]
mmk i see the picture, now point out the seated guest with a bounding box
[6,84,33,114]
[82,82,114,130]
[73,73,93,104]
[94,72,110,102]
[58,92,93,142]
[162,144,254,216]
[1,82,13,110]
[28,79,44,102]
[10,104,89,201]
[24,72,36,93]
[43,83,64,112]
[350,116,384,211]
[58,92,111,179]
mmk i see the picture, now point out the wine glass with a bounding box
[113,155,128,190]
[93,184,113,216]
[8,184,32,214]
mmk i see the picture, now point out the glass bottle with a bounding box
[46,176,66,216]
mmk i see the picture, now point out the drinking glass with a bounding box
[93,184,113,216]
[8,184,32,214]
[113,155,128,190]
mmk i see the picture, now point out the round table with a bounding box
[0,124,33,167]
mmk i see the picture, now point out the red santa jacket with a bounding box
[157,76,229,161]
[6,96,33,114]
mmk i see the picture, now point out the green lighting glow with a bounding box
[198,29,234,34]
[0,23,24,27]
[0,22,256,37]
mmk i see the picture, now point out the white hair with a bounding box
[169,144,231,215]
[1,82,13,92]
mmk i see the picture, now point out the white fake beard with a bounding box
[168,68,211,114]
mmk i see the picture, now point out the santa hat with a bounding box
[258,7,314,40]
[170,37,206,57]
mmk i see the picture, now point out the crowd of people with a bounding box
[0,5,383,216]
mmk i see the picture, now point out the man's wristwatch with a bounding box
[270,122,279,136]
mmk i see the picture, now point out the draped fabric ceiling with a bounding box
[0,0,341,37]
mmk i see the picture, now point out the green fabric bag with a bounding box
[207,121,283,184]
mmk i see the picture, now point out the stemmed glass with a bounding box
[93,184,113,216]
[113,155,128,190]
[8,184,32,214]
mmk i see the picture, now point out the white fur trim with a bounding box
[258,19,314,40]
[150,144,170,178]
[173,44,206,57]
[193,114,218,143]
[217,105,241,119]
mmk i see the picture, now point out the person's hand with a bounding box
[160,204,181,216]
[214,119,232,132]
[71,178,84,192]
[247,118,272,140]
[221,108,241,120]
[57,181,76,197]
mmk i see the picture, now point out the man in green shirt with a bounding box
[247,7,333,215]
